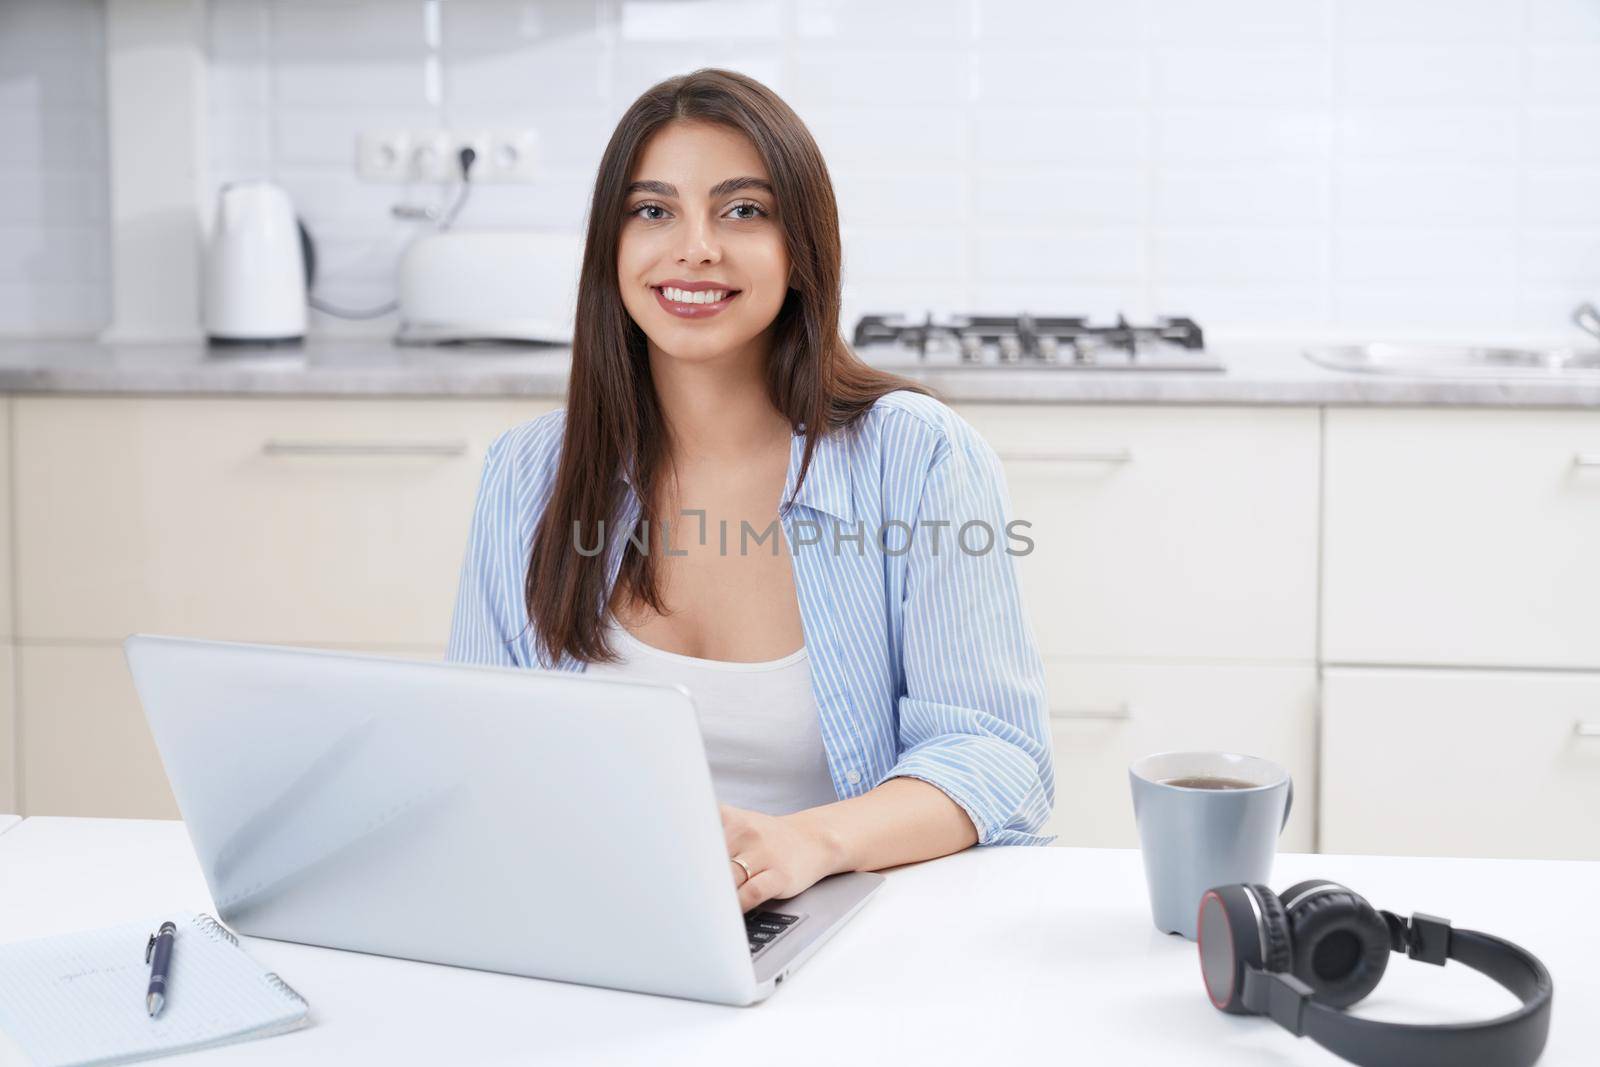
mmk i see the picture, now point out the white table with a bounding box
[1,817,1594,1066]
[0,816,19,838]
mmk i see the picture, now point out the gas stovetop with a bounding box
[851,313,1223,371]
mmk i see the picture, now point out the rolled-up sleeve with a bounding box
[445,429,525,668]
[883,422,1057,847]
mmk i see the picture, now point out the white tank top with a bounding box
[583,612,839,817]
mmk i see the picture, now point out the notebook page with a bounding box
[0,912,308,1067]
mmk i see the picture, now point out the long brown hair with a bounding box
[525,67,935,667]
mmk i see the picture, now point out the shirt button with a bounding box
[845,770,861,784]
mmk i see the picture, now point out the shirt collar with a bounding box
[781,422,854,523]
[615,422,854,524]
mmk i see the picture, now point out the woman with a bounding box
[447,69,1054,914]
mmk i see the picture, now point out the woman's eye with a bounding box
[627,202,768,222]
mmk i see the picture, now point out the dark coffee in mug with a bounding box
[1159,775,1257,790]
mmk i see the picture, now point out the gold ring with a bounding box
[731,856,753,885]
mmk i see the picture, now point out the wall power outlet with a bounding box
[357,128,539,183]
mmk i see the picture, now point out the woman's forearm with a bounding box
[787,776,980,875]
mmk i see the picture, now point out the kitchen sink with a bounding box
[1303,343,1600,378]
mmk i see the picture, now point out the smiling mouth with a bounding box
[652,285,741,305]
[650,285,742,319]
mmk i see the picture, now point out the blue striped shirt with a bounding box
[446,389,1056,847]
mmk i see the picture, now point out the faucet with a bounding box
[1576,302,1600,342]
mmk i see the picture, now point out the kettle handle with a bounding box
[297,220,316,290]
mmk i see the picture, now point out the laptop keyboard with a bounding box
[745,909,800,956]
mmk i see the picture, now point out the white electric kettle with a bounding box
[203,180,308,344]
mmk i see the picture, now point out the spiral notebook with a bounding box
[0,912,310,1067]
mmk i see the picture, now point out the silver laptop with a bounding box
[122,633,884,1006]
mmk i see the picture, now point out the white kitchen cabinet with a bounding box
[0,400,13,811]
[1323,408,1600,670]
[1321,667,1600,860]
[10,390,1592,861]
[954,404,1319,663]
[19,643,177,819]
[13,397,554,647]
[0,645,14,813]
[1041,659,1316,851]
[0,398,12,639]
[19,641,447,818]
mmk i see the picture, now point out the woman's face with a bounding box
[617,121,790,366]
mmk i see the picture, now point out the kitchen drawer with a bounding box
[14,397,554,646]
[1324,408,1600,669]
[1041,659,1316,851]
[954,404,1319,662]
[19,641,446,818]
[1321,667,1600,860]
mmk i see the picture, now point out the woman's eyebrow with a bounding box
[625,177,774,199]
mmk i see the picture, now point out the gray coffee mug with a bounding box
[1129,751,1293,941]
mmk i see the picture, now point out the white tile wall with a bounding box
[0,0,109,337]
[10,0,1600,344]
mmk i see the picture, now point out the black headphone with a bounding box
[1196,880,1554,1067]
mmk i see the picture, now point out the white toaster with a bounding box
[396,229,584,345]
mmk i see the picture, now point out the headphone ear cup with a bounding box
[1197,884,1289,1016]
[1280,881,1391,1009]
[1248,884,1294,974]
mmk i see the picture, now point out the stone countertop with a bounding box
[2,337,1599,407]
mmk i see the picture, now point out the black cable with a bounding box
[307,145,477,321]
[438,146,477,230]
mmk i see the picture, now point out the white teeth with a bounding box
[661,286,730,305]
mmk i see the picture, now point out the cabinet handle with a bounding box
[1051,703,1132,721]
[1000,449,1134,464]
[1576,721,1600,737]
[261,439,469,457]
[1574,454,1600,468]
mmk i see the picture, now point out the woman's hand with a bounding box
[720,803,846,913]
